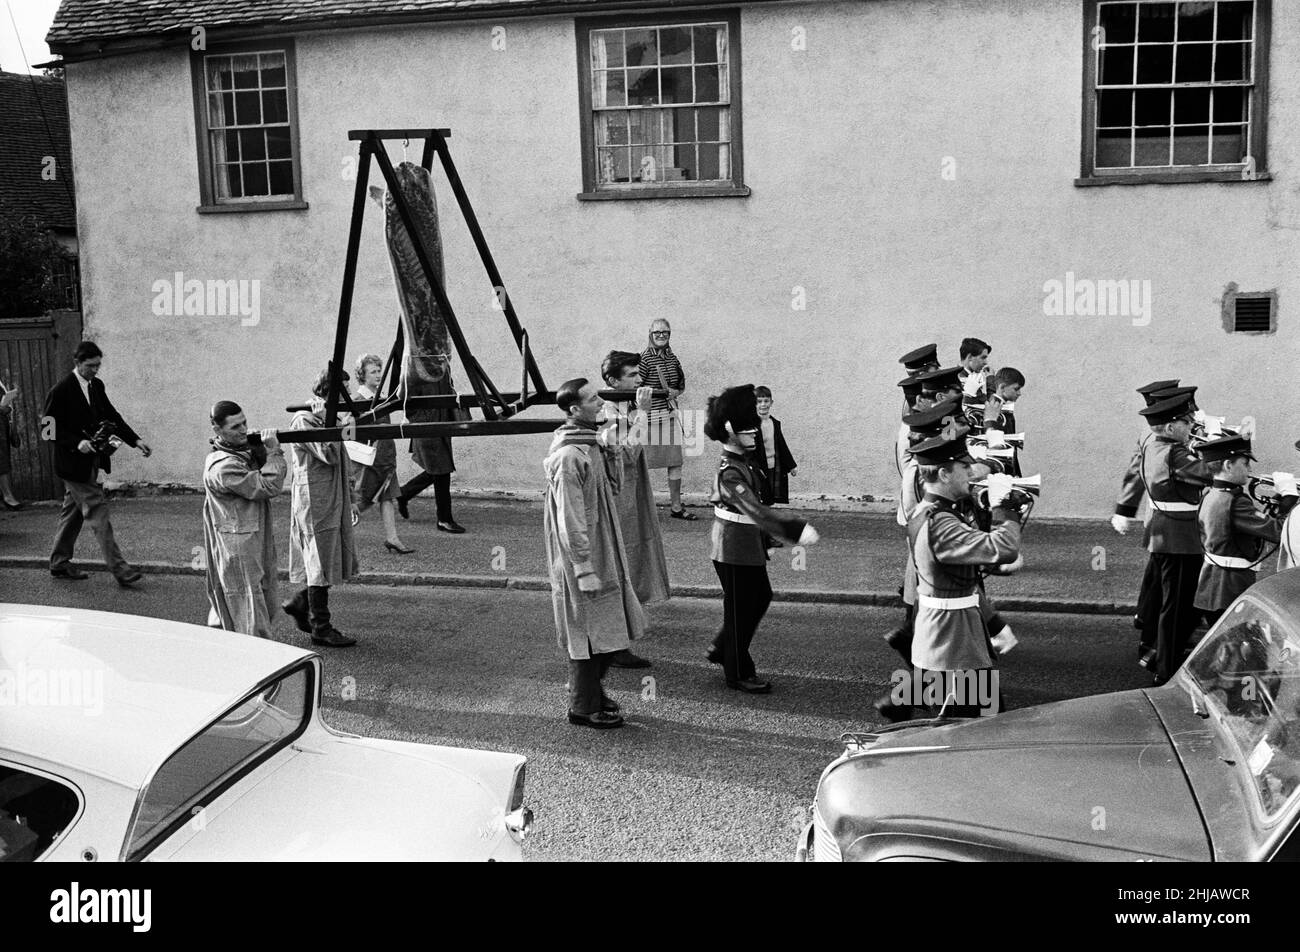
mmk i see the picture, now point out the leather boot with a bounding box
[281,588,311,634]
[307,585,356,647]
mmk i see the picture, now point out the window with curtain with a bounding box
[1081,1,1270,184]
[191,42,306,211]
[577,13,747,199]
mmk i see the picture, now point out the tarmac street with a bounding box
[0,564,1154,861]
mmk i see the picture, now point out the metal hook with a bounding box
[402,138,409,163]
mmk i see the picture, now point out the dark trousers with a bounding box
[711,561,772,682]
[399,471,452,521]
[568,650,615,715]
[1135,554,1158,642]
[1141,553,1202,683]
[50,476,131,579]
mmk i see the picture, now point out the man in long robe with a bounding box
[202,401,287,638]
[544,378,646,729]
[600,351,670,669]
[282,373,360,647]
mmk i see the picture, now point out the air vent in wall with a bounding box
[1233,295,1274,333]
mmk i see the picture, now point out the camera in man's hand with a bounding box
[87,421,123,456]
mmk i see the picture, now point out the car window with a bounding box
[1185,600,1300,819]
[123,663,311,861]
[0,764,80,862]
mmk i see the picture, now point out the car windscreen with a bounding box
[1184,599,1300,819]
[123,662,312,860]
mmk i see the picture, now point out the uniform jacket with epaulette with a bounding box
[1130,436,1215,554]
[1194,480,1283,611]
[908,494,1021,670]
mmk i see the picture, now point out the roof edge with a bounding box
[45,0,777,64]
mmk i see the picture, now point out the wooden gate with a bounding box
[0,309,83,501]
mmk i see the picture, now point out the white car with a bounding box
[0,604,532,861]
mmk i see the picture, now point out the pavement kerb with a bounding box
[0,556,1139,616]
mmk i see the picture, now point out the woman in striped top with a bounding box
[640,319,695,519]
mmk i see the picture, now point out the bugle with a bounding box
[1245,473,1298,518]
[971,473,1041,511]
[968,432,1025,450]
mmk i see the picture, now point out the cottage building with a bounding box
[0,68,82,499]
[43,0,1299,516]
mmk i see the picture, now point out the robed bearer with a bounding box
[282,369,360,647]
[202,401,287,638]
[1193,434,1298,628]
[905,434,1025,718]
[600,351,671,670]
[544,378,647,729]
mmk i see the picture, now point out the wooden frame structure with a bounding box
[281,128,558,444]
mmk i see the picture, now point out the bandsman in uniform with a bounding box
[1118,391,1214,683]
[905,433,1026,718]
[1194,434,1298,627]
[1113,379,1182,646]
[894,344,940,487]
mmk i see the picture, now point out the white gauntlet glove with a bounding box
[1273,472,1299,498]
[798,524,820,546]
[985,473,1014,508]
[1110,514,1132,535]
[991,626,1019,655]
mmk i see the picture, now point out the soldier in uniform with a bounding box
[704,385,819,693]
[1118,391,1214,683]
[1112,379,1182,650]
[906,433,1025,718]
[1194,434,1298,627]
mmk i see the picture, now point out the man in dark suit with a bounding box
[43,341,152,584]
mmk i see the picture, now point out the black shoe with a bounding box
[609,648,651,669]
[281,592,311,634]
[436,519,466,534]
[397,497,410,520]
[669,507,698,521]
[51,568,90,581]
[705,645,724,666]
[873,696,913,723]
[600,694,621,714]
[116,570,144,587]
[883,627,912,656]
[567,710,624,728]
[726,678,772,694]
[384,541,416,554]
[311,626,357,648]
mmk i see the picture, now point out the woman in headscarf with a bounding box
[640,319,695,519]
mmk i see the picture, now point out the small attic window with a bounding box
[1231,293,1275,333]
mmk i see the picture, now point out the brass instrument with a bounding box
[967,432,1025,449]
[971,474,1041,526]
[1244,474,1298,519]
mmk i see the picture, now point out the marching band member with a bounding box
[1280,440,1300,571]
[1122,391,1214,684]
[704,385,819,694]
[1113,379,1182,646]
[906,433,1025,718]
[1193,434,1298,627]
[894,344,940,493]
[957,337,992,420]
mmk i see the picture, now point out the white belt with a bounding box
[1150,500,1198,513]
[918,593,980,610]
[1205,553,1254,570]
[713,507,756,525]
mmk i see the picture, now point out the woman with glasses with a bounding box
[640,319,695,519]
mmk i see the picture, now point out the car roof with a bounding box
[0,603,313,788]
